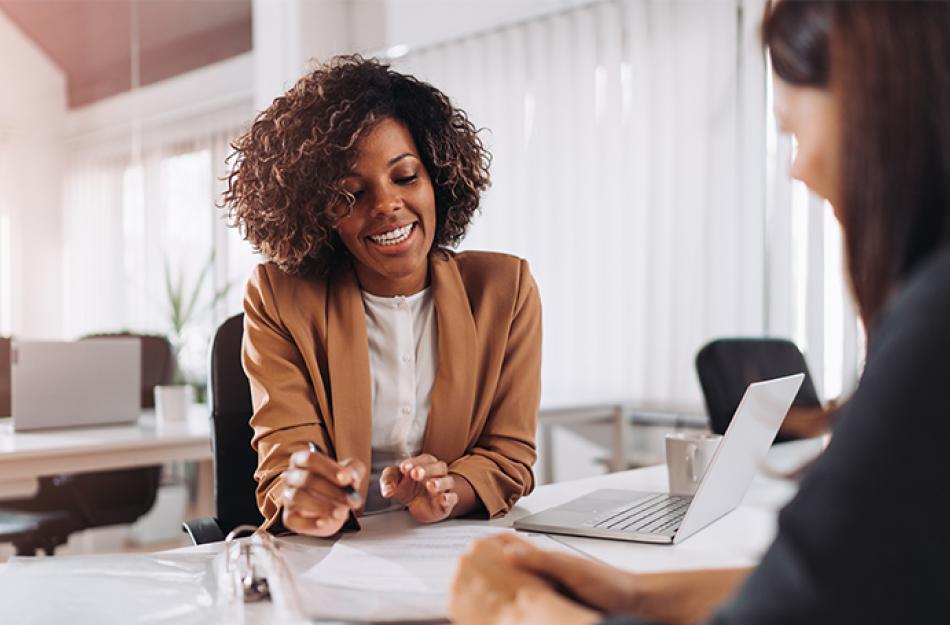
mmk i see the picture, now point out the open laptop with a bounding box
[515,373,804,544]
[10,339,141,431]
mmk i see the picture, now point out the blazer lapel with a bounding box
[423,253,478,462]
[326,268,373,504]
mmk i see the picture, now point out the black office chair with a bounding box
[695,337,821,441]
[183,313,265,544]
[0,334,170,554]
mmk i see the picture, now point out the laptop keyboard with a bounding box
[583,494,691,536]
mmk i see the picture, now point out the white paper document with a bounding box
[292,511,572,622]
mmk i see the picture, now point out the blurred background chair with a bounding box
[183,313,264,544]
[696,337,825,442]
[0,334,172,555]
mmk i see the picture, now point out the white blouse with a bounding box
[360,287,439,512]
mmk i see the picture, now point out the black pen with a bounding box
[308,441,362,507]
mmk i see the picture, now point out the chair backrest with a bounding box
[53,333,170,527]
[695,338,821,436]
[209,313,264,529]
[81,333,175,408]
[0,337,10,417]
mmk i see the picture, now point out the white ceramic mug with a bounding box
[154,384,191,423]
[665,432,722,496]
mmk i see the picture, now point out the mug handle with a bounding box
[686,443,699,483]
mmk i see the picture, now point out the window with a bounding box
[62,129,253,388]
[0,211,10,335]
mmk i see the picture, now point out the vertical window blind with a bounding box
[395,0,859,410]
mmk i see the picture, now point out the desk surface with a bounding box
[0,438,820,625]
[502,438,819,573]
[0,405,211,498]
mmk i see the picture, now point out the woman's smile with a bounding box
[365,221,419,252]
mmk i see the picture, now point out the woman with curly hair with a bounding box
[223,55,541,538]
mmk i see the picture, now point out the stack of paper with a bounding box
[292,512,565,622]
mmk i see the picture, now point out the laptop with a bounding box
[515,373,804,544]
[10,339,141,431]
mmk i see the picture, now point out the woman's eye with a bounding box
[395,174,418,185]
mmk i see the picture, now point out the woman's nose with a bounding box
[371,187,401,216]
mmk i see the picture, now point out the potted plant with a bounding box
[163,252,231,404]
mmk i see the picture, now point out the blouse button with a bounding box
[401,353,412,363]
[401,405,412,415]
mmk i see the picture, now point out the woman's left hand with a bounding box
[380,453,470,523]
[450,535,601,625]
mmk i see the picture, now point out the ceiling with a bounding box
[0,0,252,108]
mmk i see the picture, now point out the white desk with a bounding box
[0,405,212,499]
[0,438,821,625]
[503,438,819,573]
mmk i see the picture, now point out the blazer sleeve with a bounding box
[243,265,333,530]
[449,259,541,517]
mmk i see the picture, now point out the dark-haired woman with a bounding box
[224,56,540,537]
[450,2,950,624]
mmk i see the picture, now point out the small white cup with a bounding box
[154,384,191,423]
[665,431,722,496]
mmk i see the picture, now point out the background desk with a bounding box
[0,405,211,501]
[538,400,709,484]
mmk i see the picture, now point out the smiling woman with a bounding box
[222,55,541,538]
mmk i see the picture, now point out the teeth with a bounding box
[369,224,414,246]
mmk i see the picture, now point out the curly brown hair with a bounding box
[222,55,491,277]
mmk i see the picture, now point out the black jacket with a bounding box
[604,246,950,625]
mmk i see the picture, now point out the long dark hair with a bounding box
[764,1,950,331]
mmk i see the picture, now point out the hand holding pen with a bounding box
[280,442,365,538]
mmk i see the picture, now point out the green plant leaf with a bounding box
[181,251,214,329]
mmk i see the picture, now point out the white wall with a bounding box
[0,11,67,339]
[65,53,253,159]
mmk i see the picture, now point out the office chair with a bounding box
[0,336,82,554]
[0,334,170,554]
[182,313,265,544]
[695,337,822,441]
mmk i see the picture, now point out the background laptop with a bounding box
[10,339,141,431]
[515,373,804,544]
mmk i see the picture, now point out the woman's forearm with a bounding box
[450,472,481,517]
[629,568,751,625]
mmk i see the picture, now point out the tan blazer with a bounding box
[242,250,541,530]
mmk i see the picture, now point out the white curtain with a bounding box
[395,0,770,411]
[61,126,256,382]
[0,130,12,335]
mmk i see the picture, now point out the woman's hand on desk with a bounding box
[450,534,600,625]
[498,534,640,614]
[281,451,366,537]
[451,534,750,625]
[379,453,478,523]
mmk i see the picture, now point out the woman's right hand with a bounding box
[498,534,639,614]
[280,450,366,537]
[506,534,750,625]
